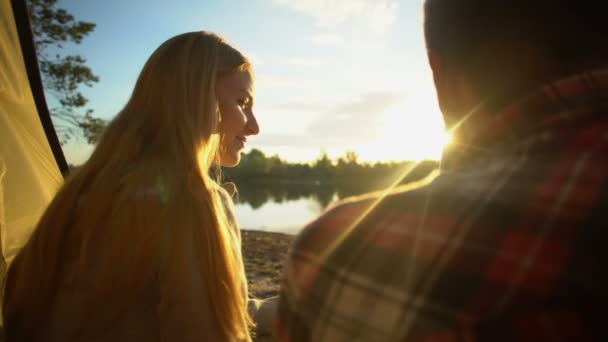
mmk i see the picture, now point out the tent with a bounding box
[1,0,69,289]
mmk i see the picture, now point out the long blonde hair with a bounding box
[3,31,253,341]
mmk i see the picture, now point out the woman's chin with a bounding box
[218,154,240,167]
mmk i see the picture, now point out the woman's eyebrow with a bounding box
[240,89,254,103]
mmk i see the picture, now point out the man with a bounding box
[276,1,608,341]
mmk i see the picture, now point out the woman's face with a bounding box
[216,70,259,167]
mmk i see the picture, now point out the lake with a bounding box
[235,196,335,234]
[230,180,402,234]
[232,182,340,235]
[229,162,440,234]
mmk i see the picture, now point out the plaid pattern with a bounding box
[277,68,608,341]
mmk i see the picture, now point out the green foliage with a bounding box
[312,151,333,181]
[27,0,106,144]
[225,148,439,200]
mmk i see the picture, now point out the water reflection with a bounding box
[230,161,439,233]
[233,181,338,210]
[232,182,367,233]
[232,180,419,233]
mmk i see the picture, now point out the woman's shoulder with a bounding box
[214,182,237,212]
[213,182,241,239]
[217,182,236,199]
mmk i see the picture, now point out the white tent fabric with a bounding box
[0,0,63,269]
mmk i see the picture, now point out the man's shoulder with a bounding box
[292,171,444,253]
[290,165,502,258]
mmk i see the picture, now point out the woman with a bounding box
[2,31,264,341]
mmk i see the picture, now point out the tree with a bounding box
[312,151,333,182]
[27,0,105,144]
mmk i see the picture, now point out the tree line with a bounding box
[224,149,439,206]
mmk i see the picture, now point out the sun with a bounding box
[354,94,450,162]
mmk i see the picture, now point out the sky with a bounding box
[56,0,448,165]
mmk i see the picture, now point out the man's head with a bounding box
[424,0,608,127]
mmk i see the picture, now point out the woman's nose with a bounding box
[245,113,259,136]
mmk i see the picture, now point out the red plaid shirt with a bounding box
[277,68,608,341]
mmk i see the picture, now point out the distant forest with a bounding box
[224,149,439,208]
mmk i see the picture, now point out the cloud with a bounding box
[271,56,323,67]
[273,0,398,34]
[251,92,405,150]
[310,32,346,46]
[327,92,403,117]
[255,74,310,90]
[307,91,404,144]
[247,90,446,163]
[282,57,323,67]
[275,102,328,112]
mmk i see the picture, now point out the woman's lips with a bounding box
[236,136,246,148]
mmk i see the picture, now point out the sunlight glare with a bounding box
[355,91,449,162]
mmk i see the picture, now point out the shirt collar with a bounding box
[442,67,608,170]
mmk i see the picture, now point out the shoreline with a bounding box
[241,230,295,299]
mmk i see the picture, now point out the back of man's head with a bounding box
[424,0,608,103]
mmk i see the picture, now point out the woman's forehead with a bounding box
[217,70,254,96]
[229,70,254,93]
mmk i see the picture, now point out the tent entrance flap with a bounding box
[1,0,67,269]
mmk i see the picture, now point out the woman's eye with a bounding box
[237,99,248,110]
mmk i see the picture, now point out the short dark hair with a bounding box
[424,0,608,100]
